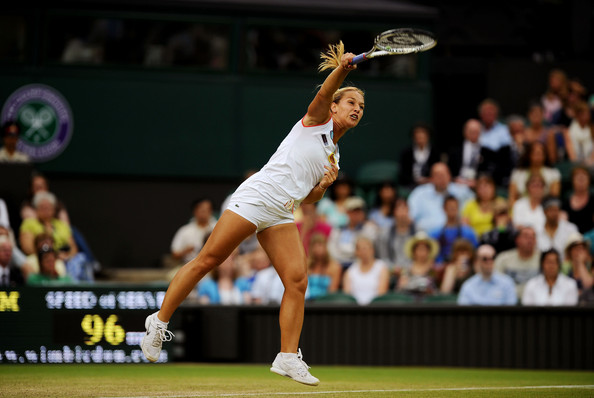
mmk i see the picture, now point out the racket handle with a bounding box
[350,53,367,65]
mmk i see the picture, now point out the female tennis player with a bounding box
[141,42,363,386]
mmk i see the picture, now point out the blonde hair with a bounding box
[318,41,345,72]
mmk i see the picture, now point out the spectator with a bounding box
[0,224,26,269]
[327,196,378,268]
[506,114,527,172]
[397,231,439,296]
[26,246,73,285]
[457,244,517,306]
[0,236,25,286]
[448,119,483,188]
[368,181,398,229]
[536,196,578,260]
[398,122,440,188]
[562,166,594,234]
[430,195,478,265]
[477,98,513,184]
[19,191,93,281]
[342,236,389,305]
[249,247,285,305]
[316,173,354,229]
[196,249,249,305]
[0,198,9,228]
[511,172,546,230]
[170,198,217,264]
[564,101,594,166]
[296,202,332,257]
[480,201,517,254]
[0,121,30,163]
[21,172,69,223]
[440,238,475,294]
[494,226,541,297]
[21,233,68,279]
[508,142,561,206]
[541,69,568,124]
[524,101,556,162]
[407,162,474,233]
[306,233,342,300]
[462,174,507,237]
[561,233,593,296]
[376,198,416,277]
[521,249,578,306]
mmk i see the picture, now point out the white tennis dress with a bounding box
[228,117,339,230]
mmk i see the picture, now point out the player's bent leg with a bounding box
[257,223,319,386]
[141,210,256,362]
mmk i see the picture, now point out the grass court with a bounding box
[1,364,593,397]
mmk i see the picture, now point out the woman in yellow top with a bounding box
[19,191,78,259]
[462,175,507,237]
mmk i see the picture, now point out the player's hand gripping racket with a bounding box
[350,28,437,65]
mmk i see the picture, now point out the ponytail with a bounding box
[318,41,345,72]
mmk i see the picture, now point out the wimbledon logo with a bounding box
[1,84,73,161]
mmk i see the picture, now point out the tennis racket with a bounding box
[351,28,437,65]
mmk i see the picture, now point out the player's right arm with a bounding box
[303,53,356,127]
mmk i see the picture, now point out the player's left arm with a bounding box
[302,164,338,204]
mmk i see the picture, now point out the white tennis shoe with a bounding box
[270,348,319,386]
[140,312,174,362]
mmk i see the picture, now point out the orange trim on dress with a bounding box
[301,114,332,128]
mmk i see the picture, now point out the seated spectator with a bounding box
[368,181,398,229]
[249,247,285,305]
[316,173,354,229]
[397,231,439,296]
[327,196,378,268]
[462,174,507,237]
[430,195,478,265]
[561,233,593,297]
[521,249,578,306]
[196,249,249,305]
[0,236,25,286]
[494,226,541,297]
[297,202,333,257]
[477,98,513,185]
[22,233,68,279]
[511,172,546,230]
[21,172,69,223]
[342,237,389,305]
[0,121,30,163]
[306,233,342,300]
[506,115,527,172]
[541,69,568,124]
[407,162,474,233]
[170,198,217,265]
[376,198,416,278]
[562,166,594,234]
[27,246,73,285]
[479,201,517,253]
[524,101,557,162]
[440,238,475,294]
[398,122,440,188]
[564,101,594,167]
[457,244,517,305]
[0,224,26,269]
[508,142,561,207]
[536,196,578,260]
[448,119,484,188]
[19,191,93,281]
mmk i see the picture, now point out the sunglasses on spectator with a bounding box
[480,256,495,262]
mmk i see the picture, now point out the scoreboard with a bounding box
[0,285,175,364]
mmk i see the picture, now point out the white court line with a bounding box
[99,384,594,398]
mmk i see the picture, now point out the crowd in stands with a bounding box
[1,68,593,307]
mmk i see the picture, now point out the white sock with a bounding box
[155,312,169,325]
[280,352,297,359]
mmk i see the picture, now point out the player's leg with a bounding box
[141,210,256,362]
[257,223,319,386]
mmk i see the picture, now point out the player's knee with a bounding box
[287,272,308,295]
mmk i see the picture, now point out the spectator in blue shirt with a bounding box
[478,99,514,185]
[430,195,478,265]
[407,162,474,233]
[458,244,518,305]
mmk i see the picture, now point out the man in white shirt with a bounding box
[0,236,24,286]
[536,197,578,260]
[170,198,218,264]
[0,122,30,163]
